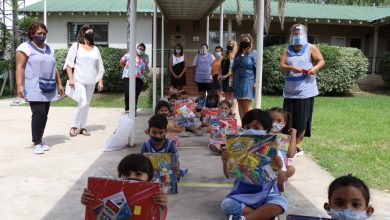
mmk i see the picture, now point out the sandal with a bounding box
[69,127,78,137]
[79,128,91,136]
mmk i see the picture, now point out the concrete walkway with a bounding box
[0,98,389,220]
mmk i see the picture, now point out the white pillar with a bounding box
[43,0,47,26]
[371,26,379,74]
[206,16,210,45]
[255,0,264,109]
[228,19,232,41]
[128,0,137,146]
[153,2,157,109]
[161,15,165,98]
[219,4,224,47]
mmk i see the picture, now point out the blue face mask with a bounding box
[215,51,222,57]
[32,35,46,43]
[291,35,307,45]
[329,208,368,220]
[241,129,267,135]
[150,134,165,143]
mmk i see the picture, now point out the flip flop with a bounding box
[79,128,91,136]
[69,127,78,137]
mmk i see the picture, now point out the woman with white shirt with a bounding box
[64,24,104,137]
[168,43,187,91]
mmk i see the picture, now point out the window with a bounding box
[264,35,286,47]
[308,35,318,44]
[209,31,236,51]
[350,37,363,50]
[68,23,108,47]
[331,36,346,47]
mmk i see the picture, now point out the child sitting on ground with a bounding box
[207,100,235,155]
[142,114,180,176]
[81,154,168,209]
[268,107,297,179]
[178,90,190,103]
[168,93,178,112]
[155,100,183,147]
[324,175,374,220]
[175,91,202,136]
[221,109,288,220]
[195,91,207,115]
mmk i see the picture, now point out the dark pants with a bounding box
[196,82,212,94]
[283,97,314,137]
[124,78,144,111]
[29,101,50,143]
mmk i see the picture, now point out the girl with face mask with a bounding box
[64,24,105,137]
[120,42,150,115]
[16,22,64,154]
[169,43,187,92]
[279,24,325,156]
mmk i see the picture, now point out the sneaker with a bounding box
[41,143,50,151]
[229,215,246,220]
[32,145,45,154]
[208,144,222,155]
[179,132,190,138]
[195,130,203,136]
[295,147,304,157]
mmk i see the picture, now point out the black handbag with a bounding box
[63,43,79,76]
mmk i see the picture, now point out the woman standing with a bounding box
[232,34,257,120]
[64,24,104,137]
[168,43,187,92]
[192,43,215,95]
[16,22,64,154]
[279,24,325,155]
[219,40,237,100]
[120,43,149,114]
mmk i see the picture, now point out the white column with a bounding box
[43,0,47,26]
[228,19,232,41]
[128,0,137,146]
[255,0,264,109]
[371,26,379,74]
[206,16,210,45]
[219,4,224,47]
[161,15,165,98]
[153,2,157,109]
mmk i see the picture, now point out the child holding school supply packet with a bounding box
[324,175,374,220]
[268,107,297,179]
[220,109,288,220]
[154,100,182,147]
[80,154,168,210]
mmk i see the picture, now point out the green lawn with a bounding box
[16,92,390,190]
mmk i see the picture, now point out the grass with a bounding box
[11,92,390,190]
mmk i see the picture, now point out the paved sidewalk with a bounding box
[0,98,389,219]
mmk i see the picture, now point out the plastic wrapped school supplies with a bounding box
[143,153,178,194]
[210,117,238,145]
[225,134,279,184]
[201,108,220,123]
[104,116,134,151]
[85,177,166,220]
[174,102,196,127]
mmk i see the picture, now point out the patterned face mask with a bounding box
[329,208,368,220]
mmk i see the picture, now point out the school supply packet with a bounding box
[210,117,238,145]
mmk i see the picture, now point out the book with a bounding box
[201,108,220,123]
[210,117,238,145]
[85,177,165,220]
[275,133,291,152]
[143,153,178,194]
[174,102,196,126]
[225,134,278,184]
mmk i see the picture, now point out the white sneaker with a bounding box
[41,143,50,151]
[295,147,304,157]
[32,145,45,154]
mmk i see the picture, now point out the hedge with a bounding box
[55,47,127,92]
[379,53,390,87]
[262,44,368,95]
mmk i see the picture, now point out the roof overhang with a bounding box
[156,0,225,21]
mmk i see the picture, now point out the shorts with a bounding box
[221,193,287,220]
[196,82,212,93]
[283,97,314,137]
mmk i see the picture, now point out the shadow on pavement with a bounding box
[43,135,71,147]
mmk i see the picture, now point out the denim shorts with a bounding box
[221,193,288,220]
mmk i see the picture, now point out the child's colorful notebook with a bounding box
[86,177,165,220]
[175,102,195,126]
[275,133,290,152]
[226,134,278,184]
[201,108,220,123]
[210,118,238,145]
[143,153,178,194]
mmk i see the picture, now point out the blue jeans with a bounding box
[221,198,245,220]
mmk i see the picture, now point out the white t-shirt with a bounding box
[64,42,105,85]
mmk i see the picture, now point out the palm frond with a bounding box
[278,0,286,31]
[236,0,243,26]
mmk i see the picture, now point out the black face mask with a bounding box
[226,45,233,51]
[239,41,251,49]
[84,32,95,42]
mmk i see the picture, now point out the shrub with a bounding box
[262,44,368,95]
[55,47,127,92]
[379,53,390,87]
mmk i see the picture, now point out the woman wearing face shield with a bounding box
[192,43,215,95]
[279,24,325,155]
[232,34,257,120]
[64,24,105,137]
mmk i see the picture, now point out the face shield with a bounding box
[289,24,308,46]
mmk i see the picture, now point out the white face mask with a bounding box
[271,122,285,133]
[215,51,222,57]
[136,48,144,56]
[329,208,368,220]
[175,49,181,54]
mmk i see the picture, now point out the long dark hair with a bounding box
[173,43,184,56]
[268,107,292,134]
[77,24,95,45]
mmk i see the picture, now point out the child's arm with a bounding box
[287,128,297,158]
[221,148,229,179]
[153,192,168,208]
[273,155,287,192]
[81,188,94,205]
